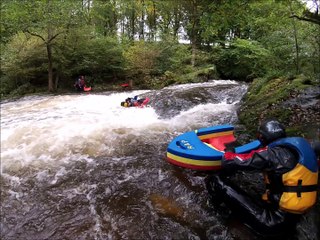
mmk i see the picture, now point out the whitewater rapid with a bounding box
[1,83,239,173]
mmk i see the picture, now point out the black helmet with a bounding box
[257,119,286,145]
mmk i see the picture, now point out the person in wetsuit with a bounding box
[121,96,148,107]
[74,75,86,91]
[205,119,318,237]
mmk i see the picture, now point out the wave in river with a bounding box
[1,81,244,172]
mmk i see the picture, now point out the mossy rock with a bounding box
[239,76,319,137]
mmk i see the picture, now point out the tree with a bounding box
[90,0,118,36]
[290,0,320,77]
[291,0,320,25]
[2,0,84,92]
[124,41,160,81]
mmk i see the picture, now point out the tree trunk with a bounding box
[191,1,199,67]
[317,28,320,79]
[152,0,156,41]
[47,44,54,92]
[191,43,196,67]
[130,2,135,40]
[290,3,300,75]
[173,5,180,41]
[292,18,300,74]
[47,0,54,92]
[55,72,59,90]
[139,0,145,40]
[318,56,320,79]
[128,79,133,89]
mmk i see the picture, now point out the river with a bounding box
[1,81,319,240]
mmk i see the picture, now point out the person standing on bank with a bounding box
[74,75,86,91]
[206,119,319,237]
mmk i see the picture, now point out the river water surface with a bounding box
[1,81,319,240]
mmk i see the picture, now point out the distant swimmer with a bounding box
[121,96,150,108]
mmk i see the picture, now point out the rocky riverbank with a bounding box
[238,76,320,140]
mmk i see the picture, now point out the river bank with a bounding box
[238,75,320,140]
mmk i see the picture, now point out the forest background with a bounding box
[1,0,319,135]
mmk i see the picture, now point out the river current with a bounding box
[1,81,319,240]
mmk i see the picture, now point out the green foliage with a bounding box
[90,0,119,36]
[0,75,17,96]
[123,41,193,87]
[7,82,36,97]
[202,0,253,42]
[248,1,320,78]
[1,32,47,86]
[214,39,272,81]
[155,42,191,74]
[1,27,127,93]
[60,31,126,83]
[124,41,160,76]
[121,39,219,88]
[123,41,160,88]
[1,0,86,92]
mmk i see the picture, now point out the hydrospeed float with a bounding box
[166,124,262,171]
[84,86,92,92]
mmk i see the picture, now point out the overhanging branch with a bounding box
[290,14,320,25]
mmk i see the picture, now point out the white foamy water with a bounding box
[163,80,239,90]
[1,85,240,173]
[1,91,160,170]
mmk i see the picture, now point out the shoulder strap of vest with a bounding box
[269,137,318,172]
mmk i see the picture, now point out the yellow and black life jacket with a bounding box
[268,137,318,214]
[121,102,129,107]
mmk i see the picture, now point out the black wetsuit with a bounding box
[206,145,302,237]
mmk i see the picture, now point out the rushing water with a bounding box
[1,81,319,240]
